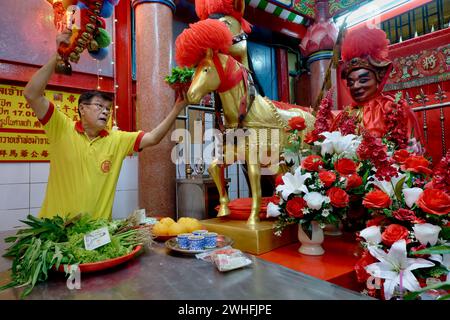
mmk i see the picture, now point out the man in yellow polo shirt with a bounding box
[24,30,187,220]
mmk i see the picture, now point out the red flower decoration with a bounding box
[363,190,392,209]
[392,208,421,223]
[275,174,284,187]
[366,215,388,227]
[288,116,306,131]
[285,197,307,218]
[327,187,349,208]
[417,189,450,215]
[304,130,319,144]
[345,174,363,190]
[354,250,377,283]
[334,158,357,175]
[301,155,324,172]
[393,149,411,164]
[381,224,409,247]
[318,171,336,187]
[402,156,433,175]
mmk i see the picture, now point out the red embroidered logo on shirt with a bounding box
[101,160,112,173]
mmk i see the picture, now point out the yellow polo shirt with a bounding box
[38,103,144,220]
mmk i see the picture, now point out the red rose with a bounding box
[267,195,280,205]
[275,174,284,187]
[366,216,387,227]
[285,197,307,218]
[363,190,392,209]
[345,174,363,190]
[381,224,409,246]
[402,156,433,175]
[417,189,450,215]
[393,149,410,164]
[288,116,306,131]
[304,131,318,144]
[318,171,336,187]
[301,155,324,172]
[355,250,377,283]
[392,208,420,223]
[327,187,349,208]
[334,158,357,175]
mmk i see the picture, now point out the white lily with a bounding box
[359,226,382,246]
[365,240,435,300]
[366,173,406,198]
[314,131,358,157]
[276,167,311,200]
[412,223,441,246]
[304,192,329,210]
[403,188,424,208]
[266,202,282,218]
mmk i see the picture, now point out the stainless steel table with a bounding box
[0,230,372,300]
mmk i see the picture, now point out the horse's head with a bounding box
[175,19,235,104]
[187,49,221,104]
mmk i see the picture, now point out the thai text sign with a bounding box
[0,84,80,162]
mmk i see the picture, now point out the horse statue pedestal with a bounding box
[200,217,298,255]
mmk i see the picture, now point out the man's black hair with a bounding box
[77,90,113,118]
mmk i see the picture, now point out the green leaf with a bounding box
[410,245,450,255]
[393,176,407,201]
[440,226,450,240]
[404,282,450,300]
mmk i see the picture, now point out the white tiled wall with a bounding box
[0,156,139,231]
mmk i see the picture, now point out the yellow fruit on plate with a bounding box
[160,217,175,226]
[183,219,203,233]
[167,222,187,236]
[152,222,169,236]
[177,217,192,225]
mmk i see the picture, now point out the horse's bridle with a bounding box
[232,32,247,45]
[211,53,256,132]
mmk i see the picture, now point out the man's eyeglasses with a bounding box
[82,102,112,114]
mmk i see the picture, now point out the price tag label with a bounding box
[84,227,111,251]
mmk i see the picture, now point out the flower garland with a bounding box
[429,149,450,194]
[357,130,398,182]
[384,98,409,149]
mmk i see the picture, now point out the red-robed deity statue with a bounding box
[331,25,424,151]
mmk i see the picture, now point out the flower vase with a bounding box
[297,221,324,256]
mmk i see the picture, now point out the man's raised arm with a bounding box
[24,30,72,119]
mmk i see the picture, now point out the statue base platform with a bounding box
[200,217,298,255]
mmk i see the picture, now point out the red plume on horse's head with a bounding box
[194,0,252,33]
[175,19,233,67]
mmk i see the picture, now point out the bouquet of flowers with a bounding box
[355,149,450,300]
[269,127,367,238]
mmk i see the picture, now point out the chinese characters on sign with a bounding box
[0,84,80,162]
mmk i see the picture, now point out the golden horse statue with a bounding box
[195,0,251,68]
[176,20,315,226]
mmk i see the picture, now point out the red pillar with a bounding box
[115,0,133,131]
[276,48,290,103]
[132,0,177,217]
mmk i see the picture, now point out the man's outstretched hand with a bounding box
[174,91,189,111]
[56,28,72,49]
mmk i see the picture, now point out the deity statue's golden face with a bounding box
[346,69,379,103]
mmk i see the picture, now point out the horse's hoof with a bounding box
[216,205,231,217]
[246,215,260,226]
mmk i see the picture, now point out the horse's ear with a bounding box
[233,0,245,15]
[206,48,214,59]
